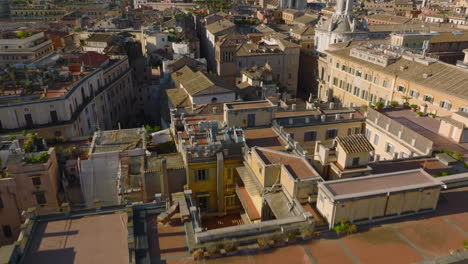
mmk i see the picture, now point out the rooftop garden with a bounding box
[194,0,231,12]
[23,132,47,153]
[25,152,49,164]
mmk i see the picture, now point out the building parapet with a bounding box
[271,120,308,158]
[366,108,433,155]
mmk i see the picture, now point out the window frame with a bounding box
[325,129,338,140]
[196,169,208,182]
[304,131,317,142]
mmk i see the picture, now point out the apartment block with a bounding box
[0,31,54,67]
[170,112,244,216]
[0,146,60,246]
[0,53,134,138]
[317,169,443,228]
[317,41,468,117]
[79,128,147,208]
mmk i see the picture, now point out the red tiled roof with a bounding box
[77,52,109,67]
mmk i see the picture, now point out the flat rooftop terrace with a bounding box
[225,100,274,110]
[91,128,145,153]
[23,212,129,264]
[381,108,468,157]
[243,127,286,151]
[322,169,443,198]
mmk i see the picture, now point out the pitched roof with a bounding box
[166,88,190,108]
[367,14,412,24]
[180,71,233,96]
[167,56,205,73]
[86,33,114,43]
[327,44,468,101]
[292,25,315,36]
[336,134,375,154]
[170,66,195,87]
[77,51,109,67]
[430,31,468,43]
[205,19,235,35]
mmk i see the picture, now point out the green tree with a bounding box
[15,31,32,39]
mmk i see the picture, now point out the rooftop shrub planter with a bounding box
[375,101,385,110]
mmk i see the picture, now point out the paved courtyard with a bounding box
[149,187,468,264]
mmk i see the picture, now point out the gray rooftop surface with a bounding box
[322,169,443,199]
[91,128,146,153]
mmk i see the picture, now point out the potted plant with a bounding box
[192,248,204,260]
[205,243,222,258]
[403,102,410,109]
[428,113,437,118]
[299,226,314,240]
[375,101,385,110]
[286,232,297,243]
[416,111,424,117]
[273,234,286,247]
[223,239,239,256]
[390,101,399,108]
[257,237,269,250]
[369,104,375,109]
[410,104,418,112]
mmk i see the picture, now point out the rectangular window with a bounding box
[347,127,361,135]
[409,89,419,98]
[326,129,338,140]
[50,110,58,123]
[361,90,368,100]
[336,62,340,68]
[423,95,433,103]
[32,177,41,186]
[197,195,209,210]
[353,87,360,96]
[382,80,388,88]
[373,134,379,145]
[304,131,317,142]
[459,107,468,113]
[385,142,395,155]
[333,77,338,86]
[226,195,237,207]
[2,225,12,238]
[341,65,347,71]
[35,192,46,205]
[346,83,352,92]
[352,157,360,167]
[339,80,344,89]
[196,169,208,181]
[373,76,379,84]
[356,70,362,77]
[365,128,371,139]
[397,85,406,93]
[440,101,452,110]
[24,114,33,128]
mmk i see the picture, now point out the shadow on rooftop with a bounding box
[23,248,76,264]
